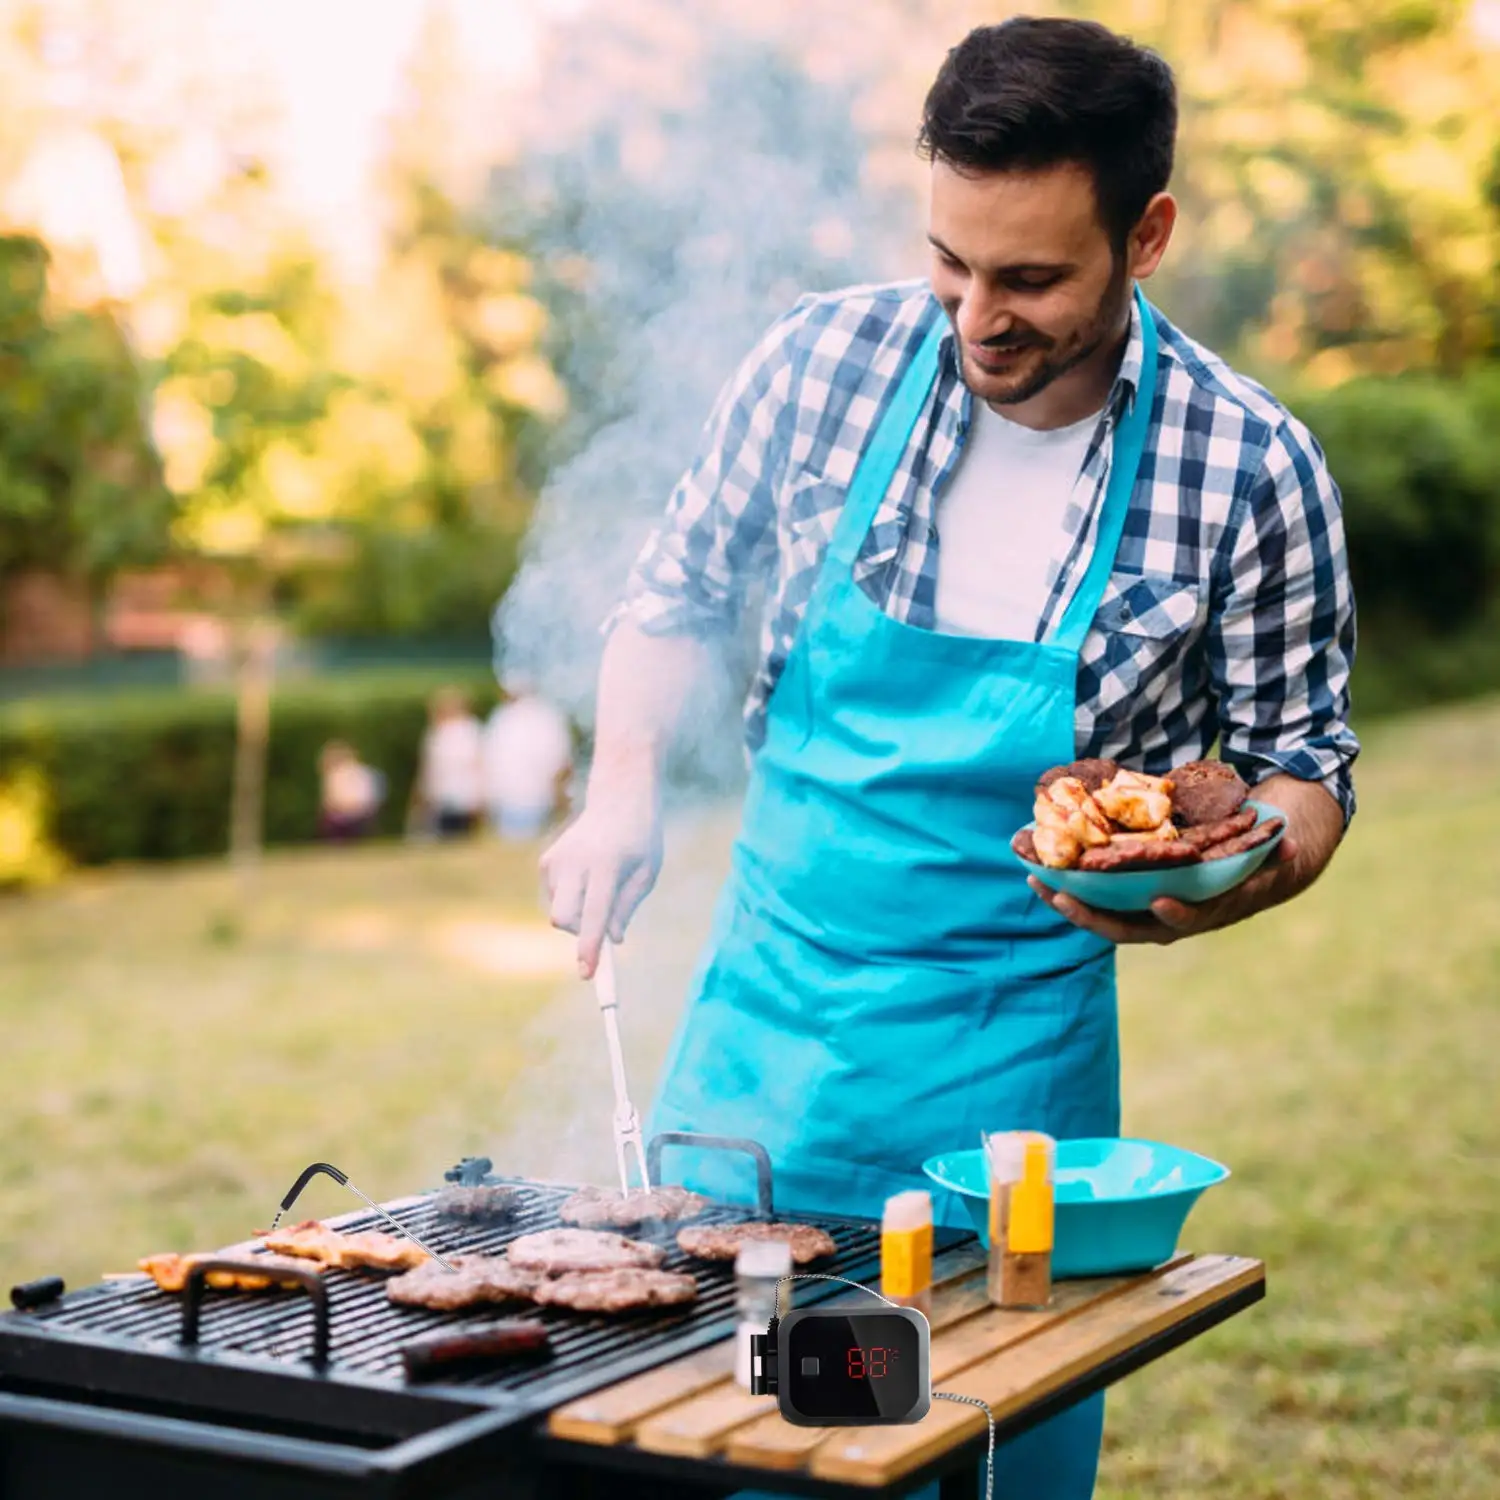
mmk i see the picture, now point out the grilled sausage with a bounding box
[402,1320,552,1381]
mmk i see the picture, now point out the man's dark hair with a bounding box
[918,17,1177,251]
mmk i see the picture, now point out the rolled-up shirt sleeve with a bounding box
[605,301,810,640]
[1209,417,1360,823]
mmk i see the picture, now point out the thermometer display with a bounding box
[785,1313,923,1421]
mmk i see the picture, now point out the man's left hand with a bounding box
[1026,835,1300,945]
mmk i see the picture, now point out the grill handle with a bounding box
[647,1132,774,1217]
[180,1260,331,1373]
[277,1161,349,1213]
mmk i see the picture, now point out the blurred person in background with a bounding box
[542,17,1357,1499]
[317,740,384,843]
[483,673,574,840]
[407,687,484,839]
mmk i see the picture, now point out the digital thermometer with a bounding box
[749,1305,931,1426]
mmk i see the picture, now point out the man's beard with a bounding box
[964,259,1131,408]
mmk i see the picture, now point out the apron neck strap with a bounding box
[825,313,946,573]
[1048,283,1160,653]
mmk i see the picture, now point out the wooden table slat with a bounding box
[546,1343,735,1445]
[809,1254,1265,1486]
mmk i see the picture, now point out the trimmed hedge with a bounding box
[4,369,1499,873]
[0,670,500,869]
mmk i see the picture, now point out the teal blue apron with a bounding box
[648,286,1159,1499]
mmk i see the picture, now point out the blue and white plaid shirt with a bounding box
[613,279,1359,820]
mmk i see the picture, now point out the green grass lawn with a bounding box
[1,700,1496,1497]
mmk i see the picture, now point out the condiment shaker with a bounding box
[881,1189,934,1318]
[734,1238,793,1390]
[984,1130,1055,1309]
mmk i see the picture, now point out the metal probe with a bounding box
[269,1162,458,1272]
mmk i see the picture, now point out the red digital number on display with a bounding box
[846,1347,894,1379]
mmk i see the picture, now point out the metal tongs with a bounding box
[594,941,650,1195]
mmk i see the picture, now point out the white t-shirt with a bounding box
[421,716,485,813]
[483,697,573,812]
[932,399,1102,640]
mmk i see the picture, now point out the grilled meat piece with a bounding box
[137,1252,315,1293]
[1200,816,1284,861]
[1011,827,1040,864]
[1076,840,1202,872]
[1095,770,1175,831]
[262,1219,427,1272]
[1107,822,1179,843]
[507,1228,665,1275]
[531,1267,699,1313]
[557,1185,712,1229]
[1170,760,1249,827]
[1031,822,1081,869]
[386,1254,539,1311]
[676,1222,836,1265]
[402,1320,551,1380]
[1038,778,1112,846]
[1036,759,1119,795]
[434,1185,521,1223]
[1177,808,1257,850]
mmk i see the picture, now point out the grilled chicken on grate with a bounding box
[136,1252,317,1293]
[261,1219,427,1272]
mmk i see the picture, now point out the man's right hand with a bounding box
[541,791,664,979]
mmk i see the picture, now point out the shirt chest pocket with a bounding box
[1083,571,1207,719]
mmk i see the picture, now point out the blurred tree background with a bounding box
[0,0,1497,872]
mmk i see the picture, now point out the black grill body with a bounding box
[1,1156,965,1498]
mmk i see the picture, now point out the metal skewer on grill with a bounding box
[594,941,650,1195]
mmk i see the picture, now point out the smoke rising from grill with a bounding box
[480,6,918,1185]
[490,3,910,796]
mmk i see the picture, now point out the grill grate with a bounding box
[12,1176,887,1412]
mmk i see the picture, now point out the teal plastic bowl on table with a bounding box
[922,1138,1230,1278]
[1016,799,1285,913]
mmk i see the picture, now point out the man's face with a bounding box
[928,159,1129,409]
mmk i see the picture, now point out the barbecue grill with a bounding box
[0,1133,972,1499]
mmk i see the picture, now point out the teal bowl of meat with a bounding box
[1011,758,1286,913]
[922,1138,1230,1277]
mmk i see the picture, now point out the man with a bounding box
[482,673,575,840]
[542,17,1357,1498]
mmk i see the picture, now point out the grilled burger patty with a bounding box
[433,1185,522,1223]
[557,1185,712,1229]
[531,1267,699,1312]
[676,1222,836,1265]
[507,1228,665,1274]
[1170,760,1249,827]
[386,1254,539,1310]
